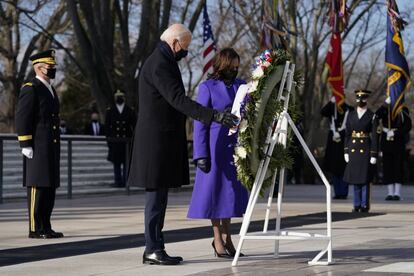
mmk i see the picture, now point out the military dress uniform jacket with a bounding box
[105,105,137,164]
[343,109,378,184]
[127,41,214,189]
[15,78,60,188]
[376,106,411,153]
[321,102,354,176]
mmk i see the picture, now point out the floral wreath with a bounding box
[233,49,302,193]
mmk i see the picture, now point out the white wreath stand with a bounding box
[232,61,333,266]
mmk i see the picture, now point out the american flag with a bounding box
[202,3,216,78]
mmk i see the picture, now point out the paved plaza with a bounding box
[1,184,414,275]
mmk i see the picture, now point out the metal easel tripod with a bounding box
[232,61,333,266]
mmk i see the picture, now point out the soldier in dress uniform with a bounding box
[321,96,354,199]
[343,89,379,212]
[15,49,64,239]
[376,97,411,201]
[105,90,137,187]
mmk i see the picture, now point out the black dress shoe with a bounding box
[333,196,340,200]
[164,251,183,262]
[47,230,64,238]
[143,250,180,265]
[360,207,369,213]
[393,195,401,201]
[352,207,361,213]
[385,195,394,201]
[28,232,46,239]
[28,231,53,239]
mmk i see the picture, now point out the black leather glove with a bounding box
[213,110,239,128]
[196,158,211,173]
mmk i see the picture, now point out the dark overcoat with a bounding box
[321,102,354,176]
[127,42,214,189]
[105,105,137,164]
[15,78,60,188]
[376,106,411,184]
[343,109,378,184]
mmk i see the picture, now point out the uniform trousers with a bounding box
[144,188,169,253]
[353,184,368,208]
[382,151,404,184]
[114,162,127,186]
[27,187,56,233]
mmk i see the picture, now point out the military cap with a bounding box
[29,49,56,65]
[114,89,125,97]
[354,89,371,98]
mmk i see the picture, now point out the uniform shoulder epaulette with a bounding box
[22,82,33,87]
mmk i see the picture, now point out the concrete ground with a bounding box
[1,184,414,275]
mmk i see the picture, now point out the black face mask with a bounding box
[175,49,188,61]
[357,101,367,107]
[46,68,56,79]
[92,119,98,123]
[116,97,125,104]
[61,124,66,128]
[221,69,238,82]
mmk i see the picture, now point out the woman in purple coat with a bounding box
[188,48,248,258]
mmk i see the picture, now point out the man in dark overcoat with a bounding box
[83,111,105,136]
[15,49,64,239]
[321,96,354,199]
[127,24,238,265]
[376,97,411,201]
[105,89,137,187]
[343,90,379,212]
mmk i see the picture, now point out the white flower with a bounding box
[239,119,248,133]
[235,146,247,159]
[252,67,264,79]
[233,154,239,163]
[248,80,259,93]
[261,61,271,68]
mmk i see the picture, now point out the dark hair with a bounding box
[208,48,240,80]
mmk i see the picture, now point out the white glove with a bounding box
[22,147,33,159]
[383,127,389,132]
[387,130,394,139]
[330,96,336,103]
[332,131,341,142]
[385,96,391,104]
[344,153,349,163]
[370,157,377,165]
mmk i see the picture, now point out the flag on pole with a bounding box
[385,0,411,120]
[202,3,216,78]
[324,0,348,113]
[325,32,345,113]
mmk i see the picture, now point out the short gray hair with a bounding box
[160,23,192,43]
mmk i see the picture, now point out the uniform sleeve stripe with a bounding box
[18,135,32,141]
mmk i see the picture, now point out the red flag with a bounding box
[325,32,345,113]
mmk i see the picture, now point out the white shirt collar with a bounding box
[116,103,125,114]
[357,106,367,119]
[36,75,54,98]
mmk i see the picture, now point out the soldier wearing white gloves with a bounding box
[343,90,379,212]
[375,97,412,201]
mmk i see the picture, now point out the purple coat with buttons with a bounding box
[187,79,249,219]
